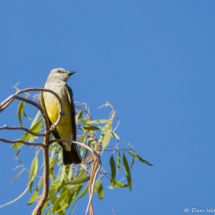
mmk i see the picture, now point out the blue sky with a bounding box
[0,1,215,214]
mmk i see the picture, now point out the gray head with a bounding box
[46,68,76,82]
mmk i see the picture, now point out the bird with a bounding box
[39,68,82,165]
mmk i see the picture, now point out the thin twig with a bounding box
[0,125,48,137]
[0,138,45,148]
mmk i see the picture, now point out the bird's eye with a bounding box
[58,70,61,73]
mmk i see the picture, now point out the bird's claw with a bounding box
[51,124,57,131]
[59,111,69,118]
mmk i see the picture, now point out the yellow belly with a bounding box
[44,92,73,141]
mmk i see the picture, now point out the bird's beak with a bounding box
[68,71,76,77]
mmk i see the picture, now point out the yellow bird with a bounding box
[39,68,82,165]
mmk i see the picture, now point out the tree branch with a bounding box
[0,138,45,148]
[0,125,48,137]
[0,88,103,215]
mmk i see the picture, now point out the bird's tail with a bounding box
[62,143,82,165]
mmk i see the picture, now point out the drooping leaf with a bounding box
[87,119,109,124]
[52,190,67,215]
[97,181,103,200]
[75,110,83,123]
[126,150,153,166]
[17,101,24,126]
[123,154,132,191]
[49,154,58,172]
[67,176,90,185]
[49,189,57,205]
[14,146,21,158]
[80,119,91,126]
[0,185,29,208]
[66,189,71,204]
[29,152,38,193]
[79,168,86,178]
[77,183,89,200]
[130,157,136,168]
[109,179,133,188]
[117,151,121,173]
[60,165,69,183]
[70,200,77,215]
[110,155,116,180]
[11,133,31,149]
[94,179,103,200]
[27,190,38,205]
[17,101,32,127]
[11,168,24,183]
[21,102,32,120]
[77,126,99,131]
[30,118,43,134]
[30,110,41,129]
[40,195,50,214]
[111,131,120,140]
[102,129,112,149]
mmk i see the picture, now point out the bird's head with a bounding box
[47,68,76,82]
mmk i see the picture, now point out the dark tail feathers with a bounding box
[62,143,82,165]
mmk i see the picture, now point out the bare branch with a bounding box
[0,125,48,137]
[0,88,66,132]
[0,138,44,148]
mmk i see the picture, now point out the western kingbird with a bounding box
[39,68,82,165]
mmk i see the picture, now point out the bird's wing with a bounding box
[39,86,64,148]
[65,84,76,141]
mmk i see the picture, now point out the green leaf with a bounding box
[67,176,90,185]
[49,154,58,172]
[110,155,116,180]
[27,177,44,205]
[111,131,120,139]
[29,152,38,193]
[110,179,133,188]
[126,150,153,166]
[123,154,132,191]
[17,101,32,127]
[30,118,43,133]
[117,151,121,173]
[17,101,24,126]
[60,165,69,183]
[14,147,21,158]
[0,185,29,208]
[30,111,41,129]
[102,129,112,149]
[66,189,71,204]
[130,157,135,168]
[79,168,86,178]
[77,126,99,131]
[94,179,103,200]
[50,189,57,205]
[80,119,91,126]
[75,110,83,123]
[97,181,103,200]
[87,119,109,124]
[77,183,89,200]
[44,208,52,215]
[41,196,50,214]
[53,190,67,215]
[27,190,38,205]
[21,102,32,120]
[70,201,77,215]
[11,168,24,183]
[11,133,30,149]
